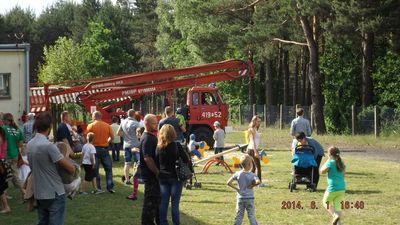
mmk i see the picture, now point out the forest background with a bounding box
[1,0,399,135]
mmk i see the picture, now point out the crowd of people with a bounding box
[0,106,346,225]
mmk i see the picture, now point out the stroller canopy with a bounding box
[291,145,317,168]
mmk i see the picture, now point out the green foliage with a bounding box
[373,51,400,108]
[131,0,163,71]
[1,6,35,43]
[38,37,88,83]
[321,39,361,134]
[71,0,101,42]
[380,106,400,136]
[81,22,133,76]
[155,0,204,68]
[95,0,139,72]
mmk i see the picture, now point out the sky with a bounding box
[1,0,116,17]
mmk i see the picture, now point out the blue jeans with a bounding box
[37,194,66,225]
[95,147,114,191]
[234,198,258,225]
[111,143,121,161]
[159,178,183,225]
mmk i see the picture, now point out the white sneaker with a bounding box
[259,183,267,187]
[332,214,340,225]
[93,189,104,194]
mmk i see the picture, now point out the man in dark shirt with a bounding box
[158,106,185,142]
[140,114,160,225]
[56,111,74,156]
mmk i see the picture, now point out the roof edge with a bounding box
[0,43,30,50]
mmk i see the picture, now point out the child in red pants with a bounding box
[126,127,144,200]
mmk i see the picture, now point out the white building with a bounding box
[0,44,30,125]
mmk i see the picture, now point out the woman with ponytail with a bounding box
[320,146,346,225]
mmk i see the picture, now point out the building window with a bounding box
[0,73,11,99]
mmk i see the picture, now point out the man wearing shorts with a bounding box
[118,109,140,185]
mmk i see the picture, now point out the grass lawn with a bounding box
[2,128,399,225]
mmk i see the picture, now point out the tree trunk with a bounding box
[301,47,307,105]
[283,50,290,106]
[362,31,374,107]
[259,62,266,104]
[248,52,255,105]
[265,58,274,107]
[392,30,400,54]
[299,15,326,134]
[306,75,311,106]
[293,59,299,106]
[277,43,283,104]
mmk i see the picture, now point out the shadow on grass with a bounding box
[181,199,227,204]
[189,187,227,193]
[346,189,382,195]
[346,172,375,176]
[181,212,208,225]
[198,181,226,185]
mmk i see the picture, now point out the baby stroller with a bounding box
[288,145,317,192]
[181,142,202,190]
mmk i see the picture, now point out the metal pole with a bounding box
[351,105,356,136]
[263,104,267,127]
[279,104,283,130]
[239,104,242,125]
[374,106,380,138]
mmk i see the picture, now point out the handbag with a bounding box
[175,143,192,181]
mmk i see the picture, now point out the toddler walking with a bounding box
[227,155,260,225]
[126,127,144,200]
[79,132,97,194]
[18,145,30,184]
[320,146,346,225]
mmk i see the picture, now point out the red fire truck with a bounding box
[30,59,255,146]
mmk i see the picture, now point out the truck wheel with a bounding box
[192,126,214,148]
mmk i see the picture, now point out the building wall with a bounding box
[0,49,27,125]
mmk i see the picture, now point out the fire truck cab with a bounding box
[184,86,228,145]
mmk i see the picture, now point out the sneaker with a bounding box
[108,189,116,194]
[125,181,132,185]
[79,191,89,196]
[258,183,267,188]
[332,214,340,225]
[93,189,104,194]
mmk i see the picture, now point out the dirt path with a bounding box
[340,149,400,163]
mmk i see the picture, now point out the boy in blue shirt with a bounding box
[227,155,260,225]
[187,134,202,159]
